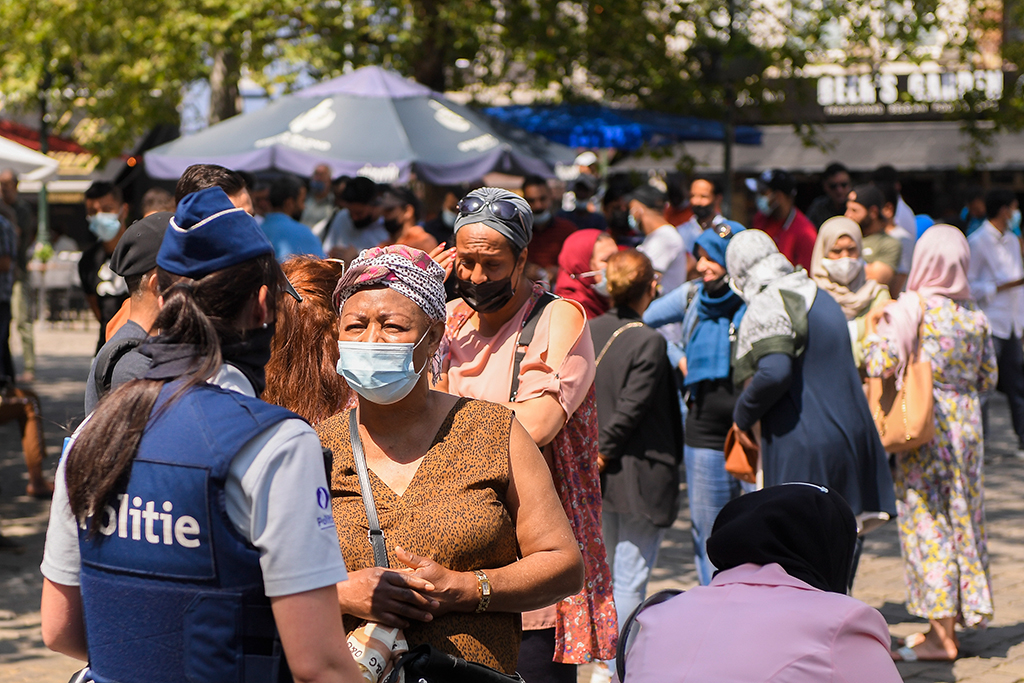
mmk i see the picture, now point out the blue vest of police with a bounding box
[78,383,297,683]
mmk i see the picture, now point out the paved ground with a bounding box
[2,322,1024,682]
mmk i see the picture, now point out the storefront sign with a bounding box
[815,69,1003,118]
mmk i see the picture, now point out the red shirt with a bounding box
[527,216,578,269]
[753,208,817,271]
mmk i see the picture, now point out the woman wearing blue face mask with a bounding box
[316,245,583,676]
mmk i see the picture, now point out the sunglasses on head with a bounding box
[456,196,528,234]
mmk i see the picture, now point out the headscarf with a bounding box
[684,221,746,388]
[876,224,972,384]
[810,216,887,320]
[453,187,533,251]
[333,245,447,322]
[553,229,611,319]
[707,482,857,594]
[725,230,818,384]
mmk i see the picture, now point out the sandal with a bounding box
[891,642,957,662]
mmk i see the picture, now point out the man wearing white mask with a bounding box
[968,188,1024,454]
[78,181,129,352]
[523,175,578,286]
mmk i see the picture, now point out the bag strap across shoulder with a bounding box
[348,410,390,569]
[510,291,558,401]
[595,322,644,367]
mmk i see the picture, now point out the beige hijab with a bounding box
[810,216,887,320]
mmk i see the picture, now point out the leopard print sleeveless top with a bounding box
[317,397,521,673]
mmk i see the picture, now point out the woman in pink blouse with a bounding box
[440,187,617,683]
[621,483,901,683]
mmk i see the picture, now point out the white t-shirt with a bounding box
[895,197,916,236]
[887,225,915,276]
[639,224,689,294]
[322,209,389,254]
[41,365,348,598]
[676,218,703,255]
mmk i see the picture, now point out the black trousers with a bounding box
[0,301,13,381]
[986,333,1024,444]
[516,629,577,683]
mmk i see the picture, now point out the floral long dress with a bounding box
[864,295,997,627]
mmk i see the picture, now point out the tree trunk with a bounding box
[411,0,447,91]
[209,48,240,124]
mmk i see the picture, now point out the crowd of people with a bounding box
[0,154,1011,681]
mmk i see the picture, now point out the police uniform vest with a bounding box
[78,382,297,683]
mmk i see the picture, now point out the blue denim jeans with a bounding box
[601,510,667,635]
[684,445,754,585]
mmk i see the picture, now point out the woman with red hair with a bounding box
[263,256,352,424]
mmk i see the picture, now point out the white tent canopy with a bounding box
[0,136,60,181]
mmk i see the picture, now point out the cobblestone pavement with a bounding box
[2,323,1024,683]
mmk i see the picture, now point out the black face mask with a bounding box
[608,209,630,233]
[456,275,516,314]
[692,203,715,221]
[352,214,375,229]
[383,218,403,236]
[222,323,276,397]
[141,323,276,397]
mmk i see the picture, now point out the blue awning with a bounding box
[481,104,761,150]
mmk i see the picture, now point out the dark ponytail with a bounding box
[66,254,281,536]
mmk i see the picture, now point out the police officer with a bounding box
[40,187,361,683]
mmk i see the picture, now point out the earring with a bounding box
[262,322,268,329]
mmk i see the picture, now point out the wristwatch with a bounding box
[473,570,491,613]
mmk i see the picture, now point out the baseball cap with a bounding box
[158,187,302,301]
[849,184,885,212]
[745,169,796,196]
[110,211,172,278]
[624,184,666,210]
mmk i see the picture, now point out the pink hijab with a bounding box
[877,224,971,380]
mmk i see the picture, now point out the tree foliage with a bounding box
[0,0,1005,161]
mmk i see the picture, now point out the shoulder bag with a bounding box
[865,302,935,452]
[347,411,526,683]
[723,424,758,484]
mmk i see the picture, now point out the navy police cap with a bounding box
[157,186,302,301]
[158,186,274,279]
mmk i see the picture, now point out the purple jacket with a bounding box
[623,563,900,683]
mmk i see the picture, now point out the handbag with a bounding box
[347,411,526,683]
[723,424,758,484]
[865,304,935,453]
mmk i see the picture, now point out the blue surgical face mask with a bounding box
[627,212,639,233]
[756,194,773,216]
[441,208,458,228]
[534,210,552,226]
[592,268,610,299]
[88,212,122,241]
[335,330,430,405]
[1011,208,1022,235]
[310,179,328,195]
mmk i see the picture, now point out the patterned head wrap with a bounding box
[453,187,534,251]
[333,245,447,322]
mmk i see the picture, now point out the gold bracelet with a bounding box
[473,570,491,613]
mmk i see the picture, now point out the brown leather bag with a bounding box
[866,306,935,452]
[724,424,758,483]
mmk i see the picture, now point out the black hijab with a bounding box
[706,483,857,594]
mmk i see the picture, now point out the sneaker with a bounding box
[589,661,613,683]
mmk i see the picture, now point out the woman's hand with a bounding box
[732,422,759,452]
[865,302,892,335]
[428,243,457,282]
[336,567,439,629]
[395,546,476,616]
